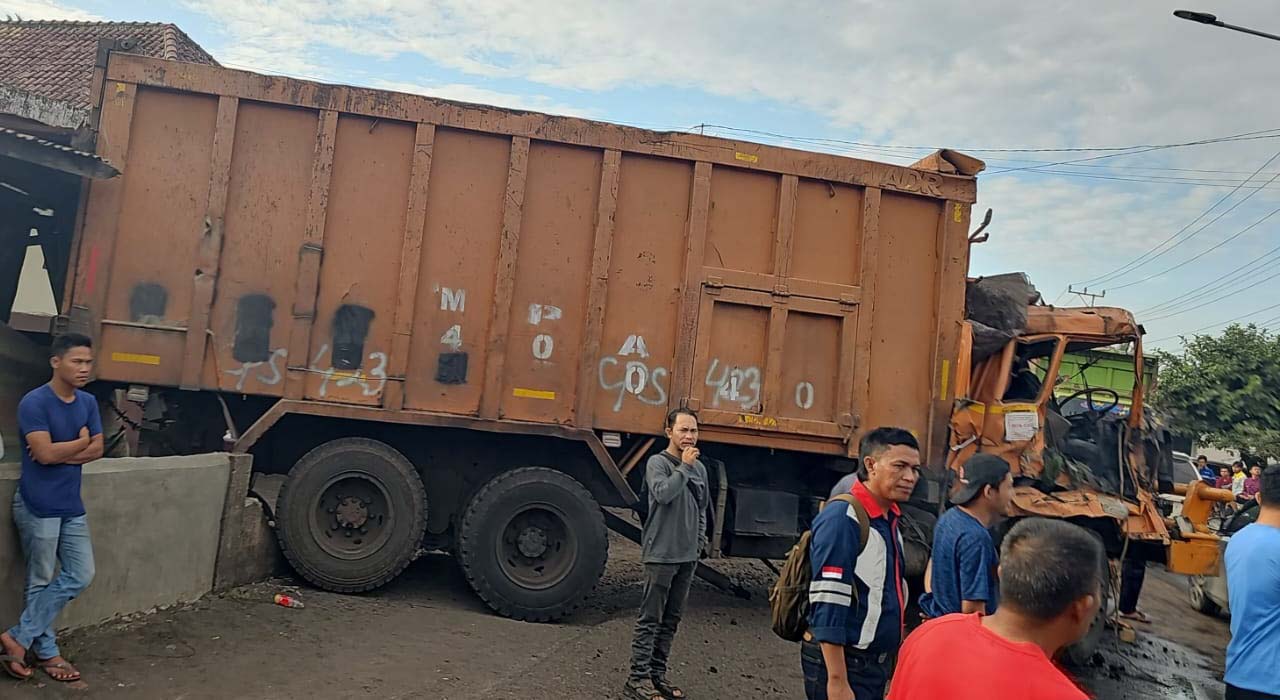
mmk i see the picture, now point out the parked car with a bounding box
[1188,499,1260,616]
[1159,451,1201,518]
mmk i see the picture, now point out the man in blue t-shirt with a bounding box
[1,334,102,684]
[1197,455,1216,485]
[1224,465,1280,700]
[919,453,1012,618]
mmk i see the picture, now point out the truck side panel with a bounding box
[214,103,316,397]
[404,129,510,414]
[71,55,979,463]
[864,192,945,436]
[592,155,693,431]
[94,89,217,387]
[497,142,602,423]
[303,116,414,405]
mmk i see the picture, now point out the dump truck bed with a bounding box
[67,53,979,460]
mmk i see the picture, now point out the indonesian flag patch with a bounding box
[821,566,844,580]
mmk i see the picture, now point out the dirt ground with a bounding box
[5,538,1231,699]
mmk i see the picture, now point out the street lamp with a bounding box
[1174,9,1280,43]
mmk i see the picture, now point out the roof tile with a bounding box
[0,20,217,109]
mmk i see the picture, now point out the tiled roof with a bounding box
[0,20,217,110]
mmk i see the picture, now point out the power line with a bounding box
[1147,301,1280,342]
[983,132,1280,176]
[1002,168,1280,188]
[1106,203,1280,293]
[1071,147,1280,288]
[1143,266,1280,322]
[692,124,1280,156]
[1138,243,1280,316]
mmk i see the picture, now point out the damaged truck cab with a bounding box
[944,303,1218,584]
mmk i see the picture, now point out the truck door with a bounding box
[686,171,862,443]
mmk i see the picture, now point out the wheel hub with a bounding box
[516,526,549,558]
[335,496,369,529]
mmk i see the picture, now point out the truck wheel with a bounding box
[276,438,426,592]
[457,467,608,622]
[1188,576,1220,616]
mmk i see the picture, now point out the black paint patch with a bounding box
[331,304,374,370]
[129,283,167,323]
[435,352,468,384]
[233,294,276,362]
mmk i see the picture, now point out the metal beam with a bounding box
[0,128,119,180]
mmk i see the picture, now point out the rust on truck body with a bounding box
[68,53,980,469]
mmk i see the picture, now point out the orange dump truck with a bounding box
[54,52,1207,628]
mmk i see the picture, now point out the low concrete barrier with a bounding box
[1,452,280,631]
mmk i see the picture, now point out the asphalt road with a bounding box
[4,537,1231,699]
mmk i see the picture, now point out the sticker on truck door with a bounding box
[1004,405,1039,442]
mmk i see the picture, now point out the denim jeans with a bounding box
[801,638,893,700]
[6,491,95,660]
[629,561,697,682]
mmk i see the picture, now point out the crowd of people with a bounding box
[2,336,1276,700]
[630,411,1280,700]
[1202,455,1269,504]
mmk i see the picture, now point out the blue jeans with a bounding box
[801,639,893,700]
[6,491,95,659]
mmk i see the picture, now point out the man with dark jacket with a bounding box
[803,427,920,700]
[626,408,708,700]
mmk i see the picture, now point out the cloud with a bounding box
[0,0,100,20]
[182,1,1280,148]
[167,1,1280,334]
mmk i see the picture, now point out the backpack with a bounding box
[769,492,871,642]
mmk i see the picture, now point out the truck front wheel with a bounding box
[457,467,608,622]
[276,438,427,592]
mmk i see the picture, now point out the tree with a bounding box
[1153,324,1280,461]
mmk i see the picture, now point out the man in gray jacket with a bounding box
[626,408,709,700]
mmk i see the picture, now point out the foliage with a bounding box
[1153,324,1280,461]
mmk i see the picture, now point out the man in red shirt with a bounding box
[887,518,1102,700]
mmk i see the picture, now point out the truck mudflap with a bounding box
[1008,486,1170,543]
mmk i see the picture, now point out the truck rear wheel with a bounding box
[276,438,427,592]
[457,467,608,622]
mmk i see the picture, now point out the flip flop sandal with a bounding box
[1120,611,1152,624]
[39,661,81,683]
[0,655,32,681]
[624,678,664,700]
[652,677,687,699]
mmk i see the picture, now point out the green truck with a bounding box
[1047,347,1158,415]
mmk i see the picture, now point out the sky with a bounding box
[6,0,1280,351]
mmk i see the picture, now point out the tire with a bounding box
[1188,576,1221,616]
[276,438,427,593]
[458,467,608,622]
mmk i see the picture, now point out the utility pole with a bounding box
[1068,286,1106,307]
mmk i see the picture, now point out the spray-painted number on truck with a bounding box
[598,334,668,411]
[705,359,762,410]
